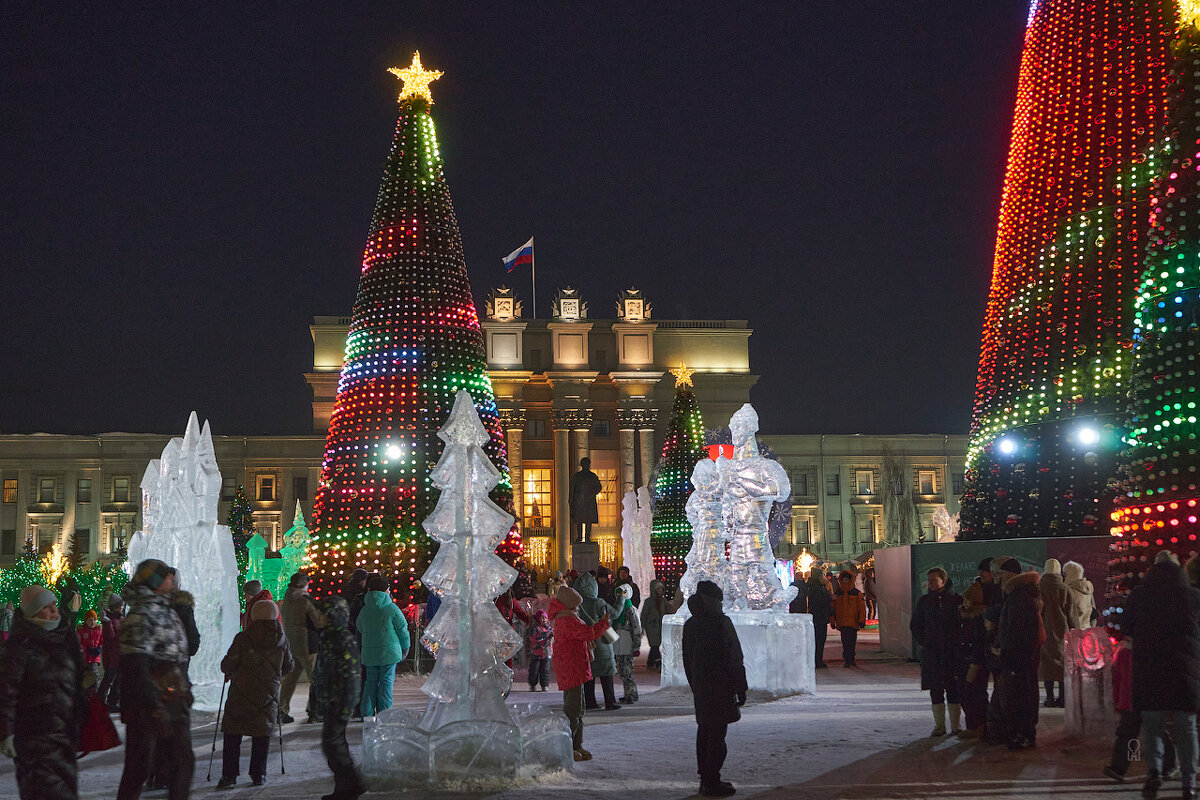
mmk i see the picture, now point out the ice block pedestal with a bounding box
[1063,627,1117,739]
[660,609,816,696]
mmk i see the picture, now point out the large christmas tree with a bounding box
[1108,6,1200,629]
[960,1,1176,539]
[650,364,706,591]
[309,53,519,598]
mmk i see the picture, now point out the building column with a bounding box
[552,424,571,574]
[638,428,657,490]
[618,428,636,495]
[499,408,526,526]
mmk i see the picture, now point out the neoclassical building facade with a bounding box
[0,287,967,575]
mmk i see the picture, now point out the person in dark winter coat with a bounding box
[682,580,746,798]
[342,569,369,635]
[0,585,83,800]
[982,603,1010,746]
[595,567,617,605]
[550,586,610,761]
[911,567,963,737]
[99,594,124,709]
[996,558,1043,751]
[640,580,668,669]
[116,560,194,800]
[312,596,366,800]
[958,558,1002,739]
[217,599,294,789]
[1038,558,1069,707]
[279,573,325,724]
[795,572,832,668]
[146,588,202,792]
[1125,552,1200,799]
[240,580,274,631]
[831,571,866,667]
[573,573,621,711]
[1105,636,1176,783]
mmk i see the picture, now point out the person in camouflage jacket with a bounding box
[312,596,365,800]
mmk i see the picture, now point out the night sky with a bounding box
[0,3,1030,436]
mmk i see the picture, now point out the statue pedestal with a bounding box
[660,609,816,697]
[571,542,600,574]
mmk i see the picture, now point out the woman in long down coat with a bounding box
[0,585,83,800]
[1062,561,1094,631]
[1038,558,1069,707]
[572,573,620,711]
[910,568,963,737]
[218,600,294,789]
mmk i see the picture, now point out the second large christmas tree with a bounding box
[309,53,519,597]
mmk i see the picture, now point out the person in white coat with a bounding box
[1062,561,1095,630]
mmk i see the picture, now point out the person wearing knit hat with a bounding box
[241,579,274,631]
[549,583,610,761]
[683,579,747,797]
[356,575,410,718]
[217,591,294,789]
[116,561,192,799]
[996,557,1042,751]
[279,572,325,724]
[0,583,83,800]
[1039,559,1069,708]
[912,567,964,737]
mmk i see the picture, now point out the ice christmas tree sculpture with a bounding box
[309,53,520,597]
[1108,8,1200,630]
[651,364,706,591]
[959,0,1176,540]
[419,391,523,731]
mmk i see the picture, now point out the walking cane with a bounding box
[207,678,229,781]
[278,712,286,774]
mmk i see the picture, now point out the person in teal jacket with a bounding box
[356,574,410,717]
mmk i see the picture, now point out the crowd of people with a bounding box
[906,556,1097,753]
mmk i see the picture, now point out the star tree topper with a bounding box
[670,362,695,387]
[1182,0,1200,29]
[388,51,443,105]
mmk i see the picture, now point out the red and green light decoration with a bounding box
[309,52,521,598]
[960,0,1175,539]
[1108,7,1200,627]
[650,364,705,591]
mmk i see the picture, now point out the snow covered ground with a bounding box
[0,631,1148,799]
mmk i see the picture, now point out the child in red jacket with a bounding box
[550,586,609,762]
[77,609,104,690]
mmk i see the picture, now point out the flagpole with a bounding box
[531,237,537,320]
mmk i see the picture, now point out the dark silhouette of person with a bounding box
[569,457,602,544]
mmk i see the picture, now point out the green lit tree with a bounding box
[1107,16,1200,631]
[650,365,706,592]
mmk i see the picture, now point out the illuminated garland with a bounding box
[0,554,128,617]
[961,0,1175,539]
[1108,14,1200,629]
[308,53,520,599]
[650,365,705,592]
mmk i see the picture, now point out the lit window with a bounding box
[856,470,873,496]
[595,467,619,530]
[39,478,56,504]
[2,479,16,504]
[523,467,552,530]
[113,477,130,503]
[77,479,92,504]
[919,471,936,495]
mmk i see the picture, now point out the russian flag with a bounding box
[502,237,534,273]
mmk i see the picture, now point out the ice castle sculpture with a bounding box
[362,391,573,785]
[125,412,240,711]
[620,488,655,606]
[660,403,814,696]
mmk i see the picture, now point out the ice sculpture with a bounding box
[362,391,572,786]
[660,404,813,697]
[679,459,732,601]
[1063,627,1117,738]
[620,488,655,606]
[125,412,240,710]
[275,502,310,597]
[932,505,960,543]
[726,405,796,612]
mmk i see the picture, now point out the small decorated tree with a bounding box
[650,364,706,592]
[227,485,254,608]
[418,391,523,730]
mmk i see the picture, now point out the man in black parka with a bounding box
[683,580,746,798]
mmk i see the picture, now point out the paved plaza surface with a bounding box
[0,631,1149,799]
